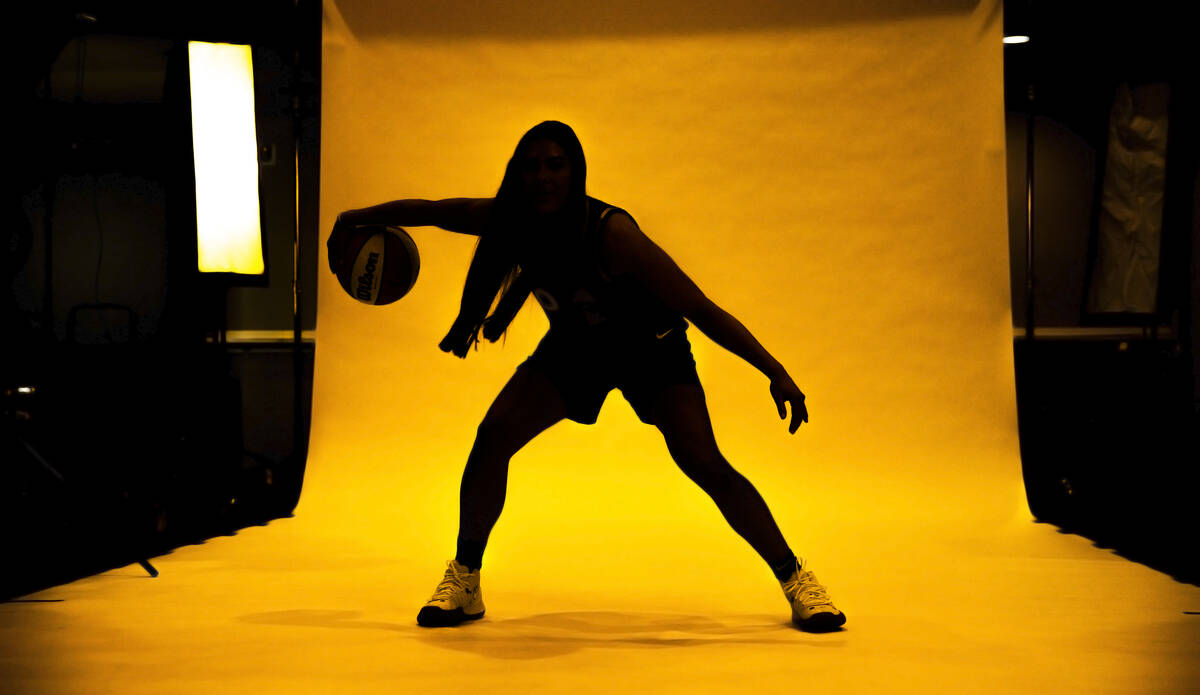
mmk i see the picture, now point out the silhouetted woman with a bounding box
[330,121,846,632]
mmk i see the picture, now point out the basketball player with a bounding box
[330,121,846,632]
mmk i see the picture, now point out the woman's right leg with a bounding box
[456,363,567,568]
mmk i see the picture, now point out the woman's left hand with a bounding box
[769,371,808,434]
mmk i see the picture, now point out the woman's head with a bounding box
[497,120,587,220]
[446,121,588,358]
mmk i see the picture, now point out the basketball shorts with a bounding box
[516,325,702,425]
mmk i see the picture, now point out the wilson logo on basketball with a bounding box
[356,251,380,300]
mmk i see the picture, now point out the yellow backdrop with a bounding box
[308,0,1028,619]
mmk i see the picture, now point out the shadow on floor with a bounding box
[239,608,846,659]
[1045,518,1200,588]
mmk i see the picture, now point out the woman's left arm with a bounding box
[602,214,809,433]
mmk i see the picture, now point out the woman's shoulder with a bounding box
[592,203,644,278]
[587,196,637,229]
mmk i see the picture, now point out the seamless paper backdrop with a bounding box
[309,0,1022,567]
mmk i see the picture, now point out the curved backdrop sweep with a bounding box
[309,0,1022,574]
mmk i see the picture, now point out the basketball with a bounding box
[335,225,420,305]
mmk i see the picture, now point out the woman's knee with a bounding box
[473,413,535,459]
[675,449,739,492]
[474,418,511,455]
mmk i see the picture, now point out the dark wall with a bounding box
[1006,2,1199,582]
[1003,2,1199,399]
[1194,174,1200,398]
[5,0,322,600]
[1006,112,1098,329]
[17,34,314,338]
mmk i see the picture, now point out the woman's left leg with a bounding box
[649,383,795,572]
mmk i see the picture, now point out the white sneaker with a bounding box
[780,557,846,632]
[416,559,485,627]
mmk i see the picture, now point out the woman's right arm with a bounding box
[337,198,492,236]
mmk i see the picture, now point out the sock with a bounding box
[770,553,799,581]
[455,536,486,571]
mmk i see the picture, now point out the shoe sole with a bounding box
[793,610,847,633]
[416,606,485,628]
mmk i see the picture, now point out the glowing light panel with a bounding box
[189,41,264,274]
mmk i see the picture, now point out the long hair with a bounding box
[451,121,589,354]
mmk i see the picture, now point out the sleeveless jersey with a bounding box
[516,196,688,340]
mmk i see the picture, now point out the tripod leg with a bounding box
[138,560,158,577]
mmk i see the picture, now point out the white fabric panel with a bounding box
[1086,82,1171,314]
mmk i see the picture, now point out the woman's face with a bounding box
[519,139,572,216]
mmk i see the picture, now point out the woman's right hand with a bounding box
[326,211,358,276]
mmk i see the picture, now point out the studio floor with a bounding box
[3,492,1198,695]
